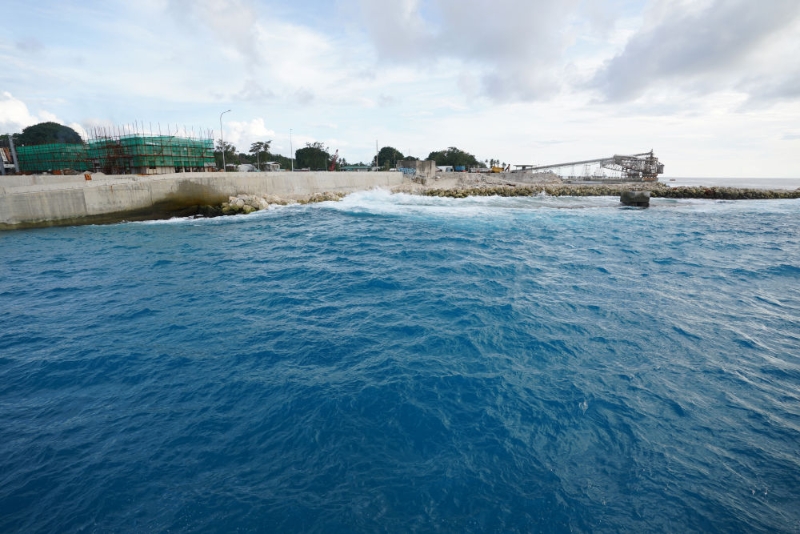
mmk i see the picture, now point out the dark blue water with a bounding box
[1,192,799,533]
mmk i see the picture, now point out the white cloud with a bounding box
[0,93,91,141]
[222,118,277,152]
[354,0,583,101]
[166,0,262,64]
[0,92,59,134]
[591,0,800,103]
[68,122,88,140]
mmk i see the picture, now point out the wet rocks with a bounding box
[620,190,650,207]
[296,191,347,204]
[420,182,800,201]
[651,186,800,200]
[222,194,279,215]
[219,192,345,215]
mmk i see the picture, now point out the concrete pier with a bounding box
[0,171,402,230]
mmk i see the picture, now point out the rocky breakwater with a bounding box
[422,183,666,199]
[207,191,347,217]
[651,186,800,200]
[421,182,800,200]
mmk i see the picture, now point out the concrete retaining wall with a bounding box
[0,171,403,230]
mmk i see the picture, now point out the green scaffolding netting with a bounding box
[17,143,92,172]
[16,136,215,173]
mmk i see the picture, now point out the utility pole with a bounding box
[9,134,19,173]
[290,129,294,172]
[219,109,231,172]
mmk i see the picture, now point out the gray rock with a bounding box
[620,190,650,207]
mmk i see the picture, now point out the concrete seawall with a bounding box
[0,171,403,230]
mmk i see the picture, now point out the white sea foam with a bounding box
[126,186,799,226]
[126,202,297,226]
[324,188,624,218]
[127,216,199,226]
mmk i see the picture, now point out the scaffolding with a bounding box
[16,143,92,173]
[11,123,216,175]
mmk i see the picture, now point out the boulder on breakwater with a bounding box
[220,194,277,215]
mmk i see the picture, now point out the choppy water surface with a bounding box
[1,192,799,533]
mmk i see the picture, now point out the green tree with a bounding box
[0,133,21,146]
[295,142,330,170]
[427,147,481,168]
[214,139,238,169]
[250,141,272,170]
[17,122,82,145]
[377,146,404,169]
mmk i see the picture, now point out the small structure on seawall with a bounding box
[620,190,650,207]
[396,159,437,184]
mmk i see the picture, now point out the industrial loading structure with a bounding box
[516,151,665,182]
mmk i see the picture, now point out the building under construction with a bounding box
[516,151,665,182]
[11,125,216,175]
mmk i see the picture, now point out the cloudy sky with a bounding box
[1,0,799,176]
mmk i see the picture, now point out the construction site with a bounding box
[2,125,215,175]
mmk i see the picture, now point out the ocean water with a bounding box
[1,191,799,533]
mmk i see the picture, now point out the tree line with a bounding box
[3,122,505,172]
[217,140,500,171]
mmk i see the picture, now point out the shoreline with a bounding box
[215,179,799,217]
[3,171,799,229]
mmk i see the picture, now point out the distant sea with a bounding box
[662,176,800,190]
[1,191,799,533]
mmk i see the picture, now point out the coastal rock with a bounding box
[215,191,343,216]
[620,190,650,207]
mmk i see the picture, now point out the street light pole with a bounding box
[219,109,231,172]
[290,129,294,172]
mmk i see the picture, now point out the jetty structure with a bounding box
[514,150,665,182]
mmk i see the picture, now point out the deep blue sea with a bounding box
[1,191,799,533]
